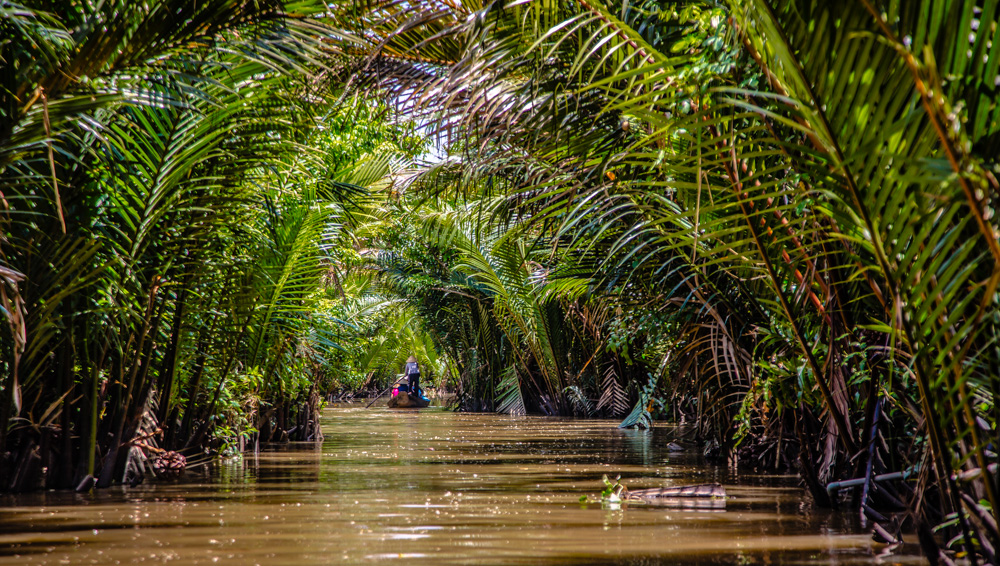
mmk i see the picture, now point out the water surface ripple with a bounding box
[0,406,926,565]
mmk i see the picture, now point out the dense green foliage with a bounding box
[338,0,1000,560]
[0,0,365,487]
[2,0,1000,563]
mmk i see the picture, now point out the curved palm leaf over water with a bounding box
[725,0,1000,554]
[0,0,362,488]
[350,0,1000,557]
[2,0,998,558]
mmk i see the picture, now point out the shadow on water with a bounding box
[0,406,927,565]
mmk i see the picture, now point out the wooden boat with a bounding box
[387,392,430,408]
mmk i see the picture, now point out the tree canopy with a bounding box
[2,0,999,562]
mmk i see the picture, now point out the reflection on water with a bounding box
[0,407,926,565]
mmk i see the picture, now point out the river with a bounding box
[0,405,925,565]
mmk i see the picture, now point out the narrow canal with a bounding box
[1,406,925,565]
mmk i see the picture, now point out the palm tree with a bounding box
[348,0,1000,558]
[0,0,350,489]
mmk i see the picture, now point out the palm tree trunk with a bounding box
[98,283,159,488]
[176,340,209,448]
[157,286,189,425]
[82,335,108,480]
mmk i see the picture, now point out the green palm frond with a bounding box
[0,0,361,484]
[564,384,594,417]
[725,0,999,525]
[619,373,658,429]
[495,364,526,416]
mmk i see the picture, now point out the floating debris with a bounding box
[601,475,726,508]
[625,483,726,500]
[151,451,187,479]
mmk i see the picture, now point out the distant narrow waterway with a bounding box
[0,405,925,565]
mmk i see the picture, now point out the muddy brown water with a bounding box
[0,405,925,565]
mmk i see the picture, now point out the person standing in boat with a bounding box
[404,355,421,397]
